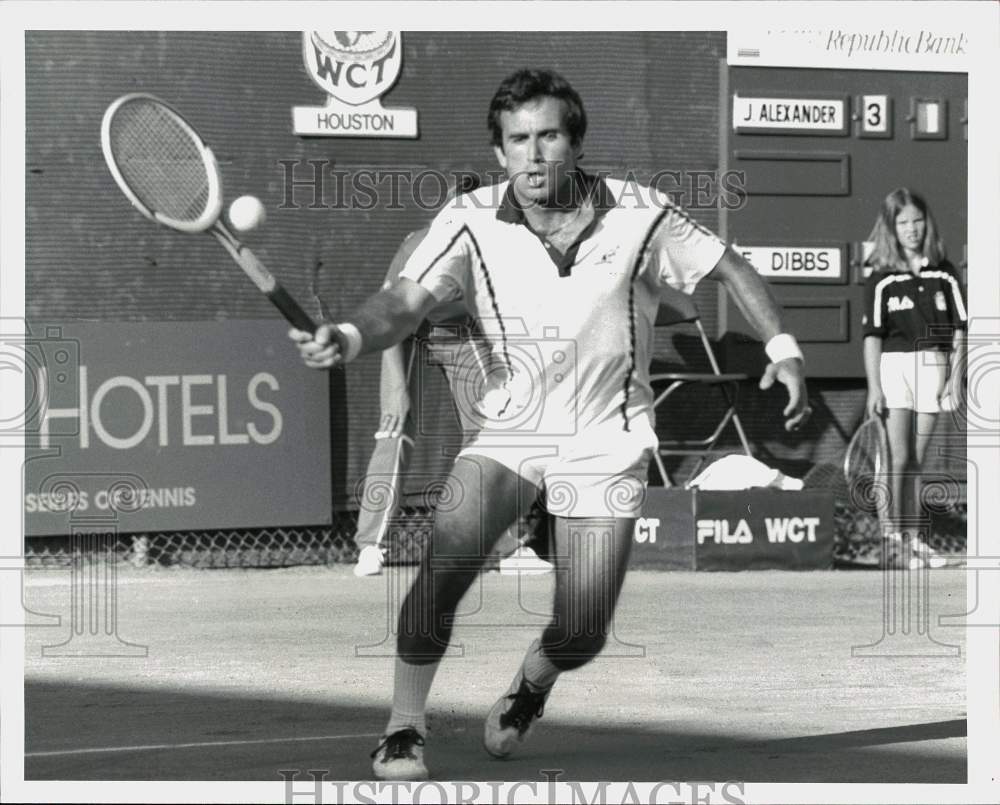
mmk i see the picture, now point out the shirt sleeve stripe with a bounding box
[871,274,900,329]
[463,227,513,383]
[945,275,968,321]
[412,225,471,284]
[923,270,969,322]
[413,223,514,388]
[665,200,725,244]
[619,208,672,430]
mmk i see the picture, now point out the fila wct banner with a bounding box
[633,488,834,570]
[23,320,331,536]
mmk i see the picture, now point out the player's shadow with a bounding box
[25,679,966,783]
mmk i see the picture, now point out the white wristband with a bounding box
[765,333,803,363]
[336,322,363,363]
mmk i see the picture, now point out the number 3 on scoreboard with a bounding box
[859,94,892,139]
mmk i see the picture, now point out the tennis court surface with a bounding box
[23,566,965,782]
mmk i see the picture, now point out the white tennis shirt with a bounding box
[399,175,726,437]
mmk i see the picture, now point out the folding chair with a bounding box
[649,291,753,486]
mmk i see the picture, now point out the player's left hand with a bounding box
[759,358,811,432]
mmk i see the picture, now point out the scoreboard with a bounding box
[719,59,967,377]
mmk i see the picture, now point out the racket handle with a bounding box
[268,284,317,334]
[210,224,318,334]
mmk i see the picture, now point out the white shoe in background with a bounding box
[354,545,385,577]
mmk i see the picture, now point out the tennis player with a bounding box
[290,68,810,780]
[354,178,553,577]
[862,187,966,568]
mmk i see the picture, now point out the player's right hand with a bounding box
[288,323,343,369]
[865,389,886,418]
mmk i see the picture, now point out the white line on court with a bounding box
[26,732,382,758]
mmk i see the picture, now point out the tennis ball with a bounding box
[228,195,266,231]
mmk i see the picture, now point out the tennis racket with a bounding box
[843,413,889,517]
[100,93,316,333]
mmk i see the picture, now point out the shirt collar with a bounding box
[496,172,616,225]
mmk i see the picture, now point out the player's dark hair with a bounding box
[867,187,946,273]
[487,69,587,149]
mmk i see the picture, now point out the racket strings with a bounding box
[845,420,886,513]
[846,426,880,480]
[109,101,211,223]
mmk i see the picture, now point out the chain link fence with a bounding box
[24,506,434,569]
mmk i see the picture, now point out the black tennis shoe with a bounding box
[483,670,551,758]
[371,727,427,780]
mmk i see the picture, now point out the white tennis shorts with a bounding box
[458,418,657,519]
[880,350,948,413]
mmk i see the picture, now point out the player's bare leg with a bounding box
[371,454,538,780]
[910,410,946,567]
[883,406,912,533]
[484,515,636,758]
[882,406,912,567]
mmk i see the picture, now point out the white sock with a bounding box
[520,639,561,692]
[384,657,438,737]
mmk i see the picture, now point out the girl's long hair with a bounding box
[866,187,946,273]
